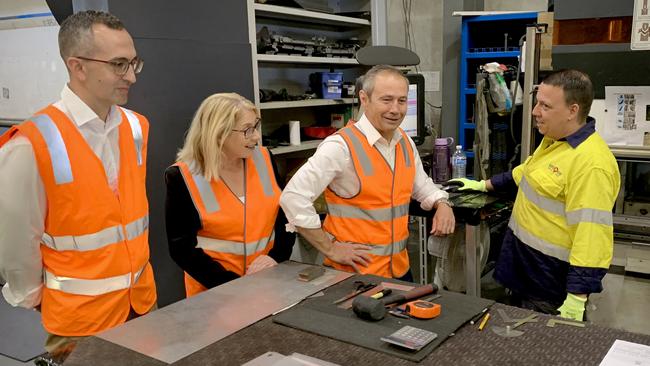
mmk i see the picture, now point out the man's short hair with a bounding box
[58,10,125,61]
[361,65,408,97]
[541,69,594,122]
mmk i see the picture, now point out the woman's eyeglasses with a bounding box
[232,119,261,138]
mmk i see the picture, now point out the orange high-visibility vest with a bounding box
[322,125,416,278]
[0,105,157,336]
[175,146,281,297]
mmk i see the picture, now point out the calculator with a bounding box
[380,325,438,351]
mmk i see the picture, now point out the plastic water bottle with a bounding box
[452,145,467,179]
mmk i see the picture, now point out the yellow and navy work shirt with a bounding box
[491,118,620,304]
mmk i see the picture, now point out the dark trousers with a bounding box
[510,292,589,321]
[510,292,561,315]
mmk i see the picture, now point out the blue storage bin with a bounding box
[311,72,343,99]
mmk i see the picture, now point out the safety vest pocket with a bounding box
[527,169,564,200]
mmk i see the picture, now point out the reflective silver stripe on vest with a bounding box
[398,138,411,167]
[30,114,73,185]
[520,176,613,227]
[324,232,407,256]
[508,217,570,262]
[566,208,613,226]
[367,238,408,256]
[196,231,275,256]
[519,177,565,217]
[44,265,146,296]
[252,147,274,196]
[121,107,144,166]
[190,171,220,214]
[327,203,410,222]
[340,127,374,176]
[41,215,148,252]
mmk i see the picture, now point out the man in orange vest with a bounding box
[0,10,157,362]
[280,65,455,279]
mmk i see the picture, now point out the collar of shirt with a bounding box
[559,117,596,148]
[60,84,122,133]
[356,114,403,148]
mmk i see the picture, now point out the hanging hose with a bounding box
[507,34,526,171]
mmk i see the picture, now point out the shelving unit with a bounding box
[253,3,371,27]
[247,0,374,153]
[260,98,356,110]
[270,139,323,155]
[256,54,360,65]
[458,12,537,175]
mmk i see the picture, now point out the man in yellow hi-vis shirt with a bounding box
[450,69,620,321]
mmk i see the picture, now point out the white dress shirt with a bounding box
[280,114,448,231]
[0,85,122,308]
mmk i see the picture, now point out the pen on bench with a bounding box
[478,312,491,331]
[470,307,488,324]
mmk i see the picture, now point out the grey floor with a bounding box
[588,273,650,335]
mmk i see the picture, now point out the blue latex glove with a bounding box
[557,293,587,321]
[443,178,487,192]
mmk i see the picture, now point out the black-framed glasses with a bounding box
[75,56,144,76]
[232,119,261,138]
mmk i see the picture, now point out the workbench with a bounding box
[410,191,512,296]
[64,262,650,366]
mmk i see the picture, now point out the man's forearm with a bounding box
[485,179,494,191]
[295,226,334,258]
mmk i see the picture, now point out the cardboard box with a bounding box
[538,12,554,70]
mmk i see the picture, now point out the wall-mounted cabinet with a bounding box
[247,0,376,155]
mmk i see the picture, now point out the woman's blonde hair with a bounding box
[176,93,257,181]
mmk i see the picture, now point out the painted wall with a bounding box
[386,0,443,140]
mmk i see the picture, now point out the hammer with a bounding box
[352,284,438,321]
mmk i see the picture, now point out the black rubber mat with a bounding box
[273,275,493,362]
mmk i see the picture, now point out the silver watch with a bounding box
[435,198,453,208]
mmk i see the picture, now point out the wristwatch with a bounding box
[434,197,453,208]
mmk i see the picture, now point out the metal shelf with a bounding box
[464,51,520,58]
[553,43,632,54]
[0,118,22,127]
[254,4,370,27]
[610,146,650,160]
[269,140,323,155]
[256,54,359,64]
[260,98,355,110]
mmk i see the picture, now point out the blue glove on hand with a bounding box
[557,293,587,321]
[443,178,487,192]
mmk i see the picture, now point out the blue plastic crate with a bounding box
[311,72,343,99]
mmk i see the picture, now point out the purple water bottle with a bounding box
[434,137,454,183]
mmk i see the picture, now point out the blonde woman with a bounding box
[165,93,294,297]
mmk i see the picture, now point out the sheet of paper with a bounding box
[632,0,650,50]
[602,86,650,146]
[599,339,650,366]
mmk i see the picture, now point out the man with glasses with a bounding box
[0,10,156,362]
